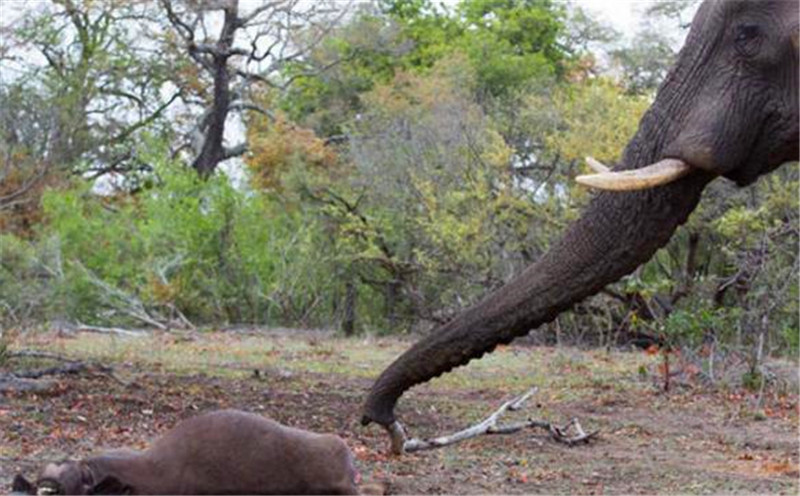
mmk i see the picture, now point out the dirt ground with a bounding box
[1,328,798,494]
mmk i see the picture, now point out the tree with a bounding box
[610,0,700,95]
[280,3,414,137]
[2,0,180,178]
[0,84,60,236]
[159,0,348,177]
[282,0,575,139]
[1,0,183,230]
[264,1,629,333]
[611,31,675,95]
[545,78,650,167]
[284,56,546,332]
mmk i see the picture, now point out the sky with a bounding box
[573,0,642,36]
[0,1,661,39]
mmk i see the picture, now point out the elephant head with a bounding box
[362,0,799,437]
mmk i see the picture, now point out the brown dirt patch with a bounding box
[1,331,797,494]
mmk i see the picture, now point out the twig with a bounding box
[167,304,196,331]
[75,323,149,338]
[0,164,48,211]
[8,361,127,386]
[385,387,600,455]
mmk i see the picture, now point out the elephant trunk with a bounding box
[362,0,800,430]
[362,121,716,426]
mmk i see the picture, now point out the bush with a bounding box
[0,234,54,326]
[0,152,345,330]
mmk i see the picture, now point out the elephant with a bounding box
[361,0,799,447]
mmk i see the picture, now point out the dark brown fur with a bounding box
[14,410,358,495]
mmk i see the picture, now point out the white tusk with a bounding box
[585,156,610,173]
[576,158,692,191]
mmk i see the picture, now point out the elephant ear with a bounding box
[88,476,132,495]
[11,474,35,495]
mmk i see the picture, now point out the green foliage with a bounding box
[5,0,177,172]
[782,325,799,356]
[280,6,409,135]
[283,0,570,135]
[617,167,799,359]
[454,0,567,96]
[0,143,342,328]
[0,234,52,326]
[1,0,796,361]
[611,32,676,95]
[281,55,551,333]
[546,78,650,166]
[740,369,763,392]
[661,305,742,348]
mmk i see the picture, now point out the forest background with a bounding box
[0,0,797,384]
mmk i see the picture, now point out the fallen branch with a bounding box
[384,387,599,455]
[12,361,103,380]
[6,350,77,361]
[4,350,129,386]
[167,304,196,331]
[0,377,58,394]
[75,323,150,338]
[73,261,168,330]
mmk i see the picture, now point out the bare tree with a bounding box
[160,0,349,177]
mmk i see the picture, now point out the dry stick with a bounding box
[75,323,149,338]
[386,387,600,455]
[6,350,129,386]
[402,387,538,452]
[168,304,196,330]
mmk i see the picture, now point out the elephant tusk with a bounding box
[576,158,692,191]
[585,156,610,173]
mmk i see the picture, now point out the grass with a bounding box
[17,330,659,396]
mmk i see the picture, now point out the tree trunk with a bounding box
[191,2,239,178]
[342,279,357,337]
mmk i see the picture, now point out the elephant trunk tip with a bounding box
[362,331,509,429]
[362,387,400,428]
[360,404,396,428]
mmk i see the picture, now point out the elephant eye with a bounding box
[735,24,760,43]
[733,23,762,57]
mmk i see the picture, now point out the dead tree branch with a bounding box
[161,0,352,176]
[3,351,128,386]
[75,323,150,338]
[0,164,49,212]
[12,361,108,380]
[6,350,80,361]
[74,261,168,330]
[385,387,599,455]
